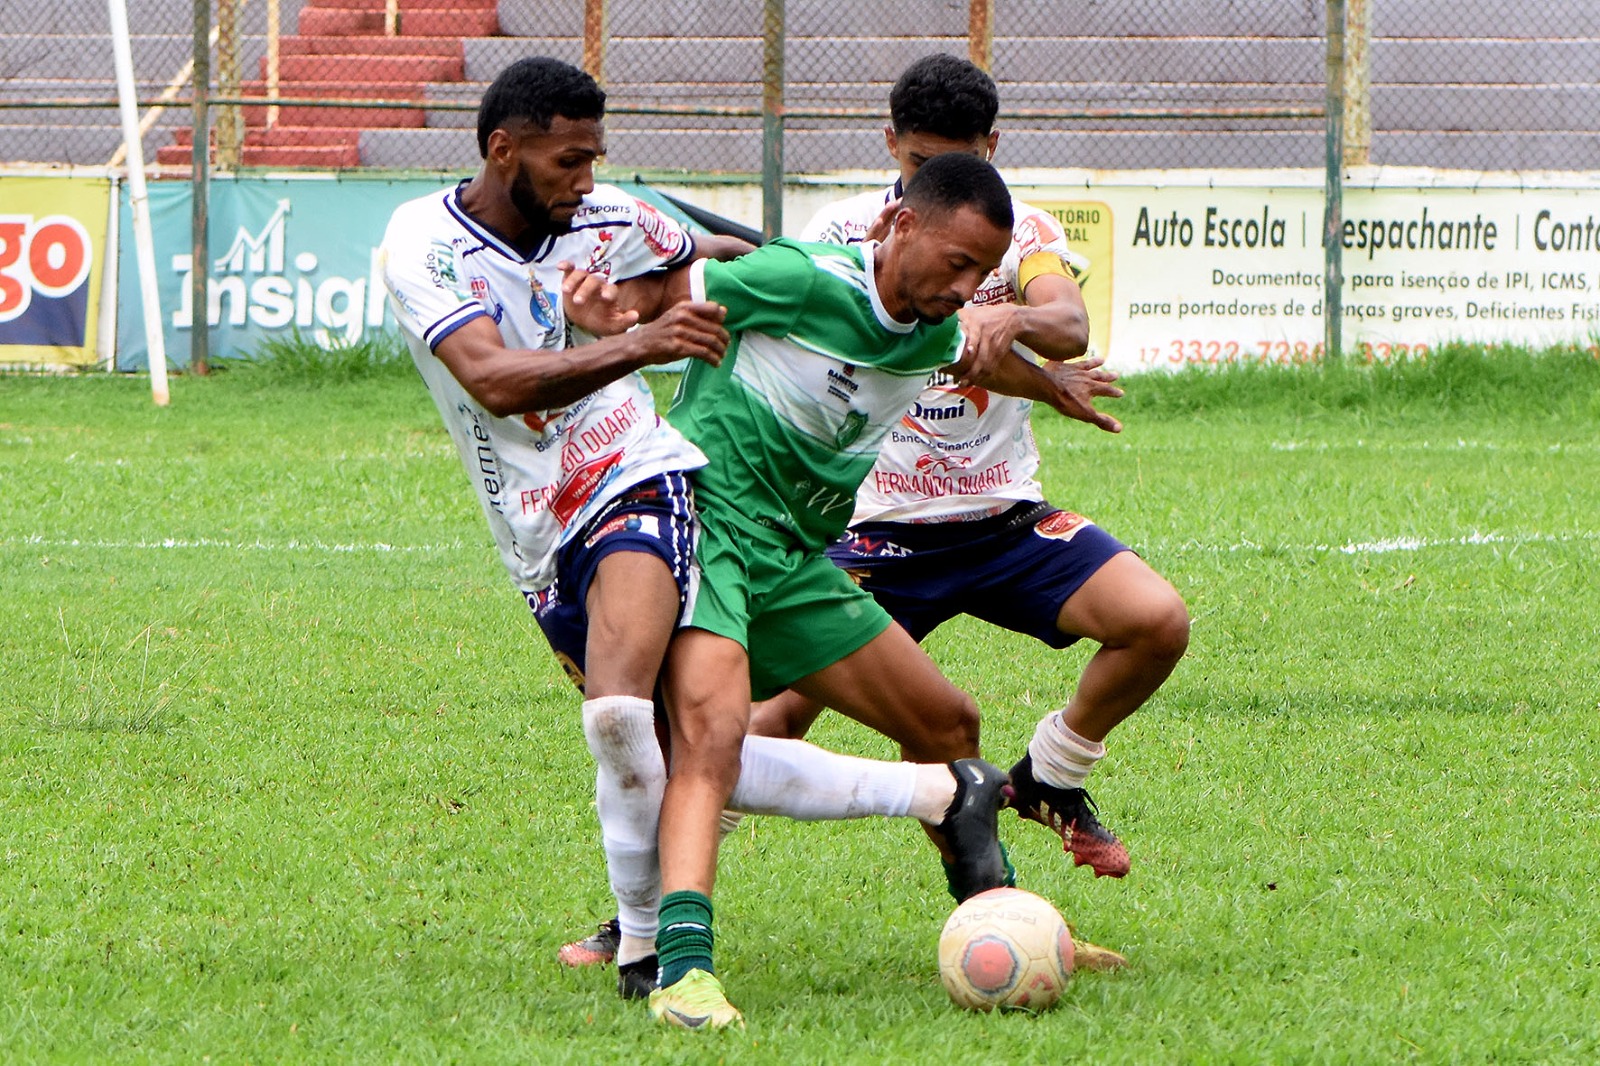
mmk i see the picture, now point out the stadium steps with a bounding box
[155,0,489,169]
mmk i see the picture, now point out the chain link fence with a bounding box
[2,1,1599,173]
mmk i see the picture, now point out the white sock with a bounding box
[581,695,665,965]
[1028,711,1105,791]
[907,764,958,824]
[729,735,918,820]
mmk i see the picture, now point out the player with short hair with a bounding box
[761,52,1192,884]
[632,152,1123,1028]
[382,56,1012,1009]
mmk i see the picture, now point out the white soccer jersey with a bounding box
[802,182,1090,524]
[382,181,704,591]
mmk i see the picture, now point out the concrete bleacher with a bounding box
[3,0,1599,171]
[0,0,304,168]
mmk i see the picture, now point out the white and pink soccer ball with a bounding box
[938,888,1074,1012]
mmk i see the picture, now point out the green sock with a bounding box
[657,890,714,988]
[942,841,1017,902]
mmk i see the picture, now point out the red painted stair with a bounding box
[161,0,495,169]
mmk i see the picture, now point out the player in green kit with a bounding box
[637,154,1114,1028]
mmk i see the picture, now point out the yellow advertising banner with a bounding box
[0,176,111,366]
[1026,172,1600,372]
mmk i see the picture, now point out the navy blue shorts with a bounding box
[824,501,1130,648]
[522,471,697,692]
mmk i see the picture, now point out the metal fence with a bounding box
[9,0,1597,178]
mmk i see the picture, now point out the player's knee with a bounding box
[1142,591,1191,666]
[905,688,981,762]
[669,698,748,786]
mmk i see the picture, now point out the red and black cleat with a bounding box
[1006,754,1130,878]
[557,916,620,967]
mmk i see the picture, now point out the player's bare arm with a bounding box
[953,345,1123,434]
[954,272,1089,382]
[695,233,759,261]
[430,305,728,417]
[562,231,748,336]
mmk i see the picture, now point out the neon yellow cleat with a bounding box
[648,968,745,1029]
[1071,936,1130,972]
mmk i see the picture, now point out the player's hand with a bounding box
[559,260,638,337]
[954,303,1027,386]
[1038,355,1124,433]
[635,300,729,368]
[862,198,901,244]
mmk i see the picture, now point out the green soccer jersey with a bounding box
[670,238,963,549]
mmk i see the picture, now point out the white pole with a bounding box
[108,0,171,406]
[98,176,121,370]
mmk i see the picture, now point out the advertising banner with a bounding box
[1024,173,1600,373]
[115,176,705,369]
[0,176,111,367]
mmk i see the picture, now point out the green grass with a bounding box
[3,347,1599,1062]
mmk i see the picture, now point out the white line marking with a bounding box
[1166,531,1600,555]
[5,534,468,555]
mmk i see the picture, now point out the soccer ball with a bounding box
[938,887,1074,1012]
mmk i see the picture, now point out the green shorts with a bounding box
[686,507,892,699]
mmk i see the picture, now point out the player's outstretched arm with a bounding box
[431,304,728,417]
[954,347,1123,434]
[695,233,758,261]
[954,273,1089,383]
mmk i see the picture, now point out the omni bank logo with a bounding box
[169,199,388,346]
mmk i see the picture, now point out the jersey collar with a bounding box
[860,240,915,334]
[445,180,559,263]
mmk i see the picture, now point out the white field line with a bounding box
[7,534,468,555]
[1169,530,1600,555]
[6,531,1599,557]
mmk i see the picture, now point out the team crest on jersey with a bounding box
[585,512,660,547]
[585,229,617,276]
[528,271,557,331]
[470,275,489,301]
[1034,511,1094,541]
[836,409,868,449]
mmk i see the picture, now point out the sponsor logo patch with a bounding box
[551,452,624,525]
[635,201,685,260]
[914,452,974,476]
[1034,511,1093,541]
[585,512,660,547]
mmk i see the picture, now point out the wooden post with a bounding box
[267,0,281,128]
[1343,0,1371,165]
[583,0,609,83]
[761,0,784,241]
[215,0,240,169]
[968,0,994,72]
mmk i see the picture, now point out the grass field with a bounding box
[3,346,1599,1063]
